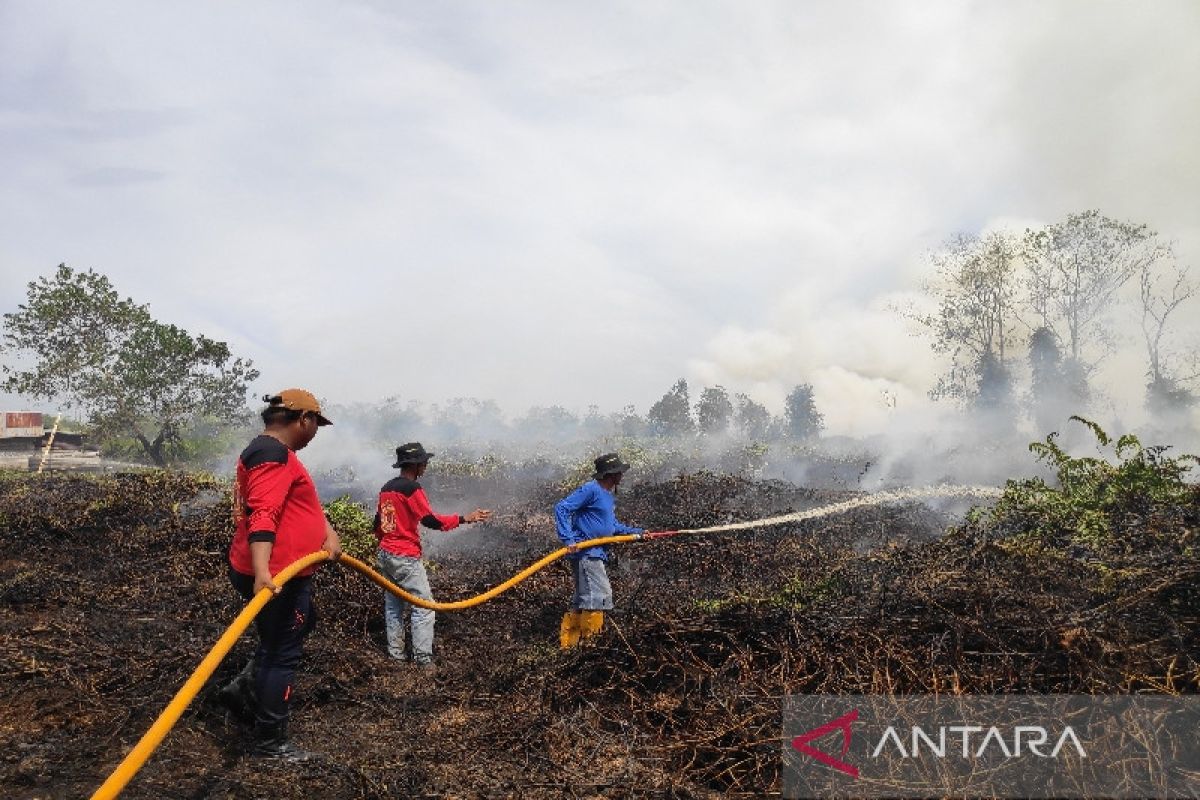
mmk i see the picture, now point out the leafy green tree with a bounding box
[696,385,733,435]
[610,404,647,437]
[647,378,694,436]
[1028,326,1075,433]
[1146,375,1195,418]
[734,393,772,440]
[514,405,580,441]
[430,397,507,442]
[916,231,1022,407]
[579,404,610,438]
[974,350,1014,412]
[340,396,426,445]
[1,264,259,466]
[783,383,823,440]
[100,414,254,471]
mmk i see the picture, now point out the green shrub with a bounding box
[324,494,377,560]
[988,416,1199,549]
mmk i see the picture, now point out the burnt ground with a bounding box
[0,471,1197,799]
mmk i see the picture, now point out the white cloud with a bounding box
[1,0,1197,433]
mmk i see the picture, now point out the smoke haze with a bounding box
[2,1,1198,482]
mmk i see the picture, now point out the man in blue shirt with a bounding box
[554,452,644,648]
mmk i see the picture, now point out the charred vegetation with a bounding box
[0,440,1196,798]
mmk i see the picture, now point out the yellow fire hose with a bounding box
[90,533,644,800]
[91,484,1002,798]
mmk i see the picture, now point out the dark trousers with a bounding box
[228,566,317,725]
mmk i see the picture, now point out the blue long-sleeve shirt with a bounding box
[554,480,643,561]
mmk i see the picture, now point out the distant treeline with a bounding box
[321,379,823,448]
[3,210,1196,468]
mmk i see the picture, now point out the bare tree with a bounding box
[1138,254,1198,413]
[1024,211,1165,367]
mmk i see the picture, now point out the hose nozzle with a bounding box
[640,530,680,540]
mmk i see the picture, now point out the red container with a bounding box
[2,412,44,438]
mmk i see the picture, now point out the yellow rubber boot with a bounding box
[578,610,605,641]
[559,611,582,649]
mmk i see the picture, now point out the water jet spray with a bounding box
[91,483,1002,799]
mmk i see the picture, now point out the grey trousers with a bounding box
[377,550,436,663]
[571,557,614,610]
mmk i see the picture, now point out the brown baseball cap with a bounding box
[268,388,333,426]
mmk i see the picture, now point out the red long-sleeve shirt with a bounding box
[374,476,461,558]
[229,435,327,578]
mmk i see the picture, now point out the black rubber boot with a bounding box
[216,659,257,724]
[251,719,318,763]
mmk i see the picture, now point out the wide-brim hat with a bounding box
[393,442,434,467]
[592,452,631,478]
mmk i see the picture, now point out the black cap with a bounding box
[393,442,434,467]
[593,452,631,479]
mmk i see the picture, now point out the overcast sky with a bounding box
[2,1,1198,435]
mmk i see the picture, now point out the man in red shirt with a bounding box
[224,388,342,761]
[374,442,491,666]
